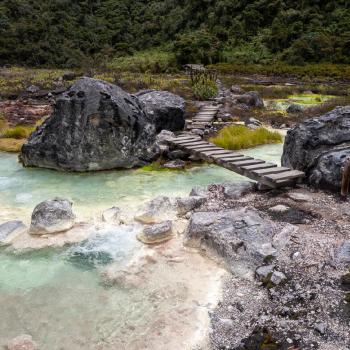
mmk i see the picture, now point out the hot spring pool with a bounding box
[0,143,283,349]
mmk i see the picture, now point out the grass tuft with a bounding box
[2,125,35,139]
[210,125,283,150]
[192,80,218,100]
[0,138,25,152]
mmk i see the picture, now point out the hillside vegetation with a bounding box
[0,1,349,68]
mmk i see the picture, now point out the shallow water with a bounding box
[265,93,335,111]
[0,144,282,349]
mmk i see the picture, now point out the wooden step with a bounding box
[171,138,201,145]
[211,153,244,159]
[215,156,252,163]
[241,163,277,171]
[264,170,305,182]
[252,167,290,176]
[201,150,233,156]
[185,145,218,151]
[230,159,265,167]
[177,141,208,147]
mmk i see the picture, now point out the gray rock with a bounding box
[26,85,40,93]
[335,240,350,264]
[234,91,264,108]
[287,104,303,114]
[155,130,175,145]
[314,322,327,335]
[134,196,175,224]
[269,204,290,213]
[190,185,211,197]
[62,71,77,81]
[272,224,298,250]
[282,106,350,190]
[185,208,275,268]
[102,207,121,223]
[0,220,26,245]
[222,181,255,199]
[245,117,262,128]
[176,196,206,216]
[287,192,313,202]
[7,334,38,350]
[163,159,186,170]
[136,90,185,133]
[230,85,245,94]
[29,198,76,235]
[270,271,287,285]
[191,128,204,136]
[137,220,173,244]
[21,77,158,171]
[167,149,189,160]
[255,265,275,280]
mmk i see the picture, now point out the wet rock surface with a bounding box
[20,77,158,171]
[282,106,350,190]
[6,334,38,350]
[0,220,26,245]
[137,220,174,244]
[136,90,185,133]
[29,197,75,235]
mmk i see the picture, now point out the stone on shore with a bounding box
[0,220,27,245]
[282,106,350,190]
[137,220,174,244]
[29,198,76,235]
[163,159,186,170]
[185,208,275,269]
[7,334,38,350]
[136,90,185,133]
[233,91,264,108]
[176,196,206,216]
[20,77,158,171]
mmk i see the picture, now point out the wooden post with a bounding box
[341,159,350,198]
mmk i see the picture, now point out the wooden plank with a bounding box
[230,159,265,167]
[170,137,199,142]
[215,156,252,163]
[264,170,305,182]
[175,140,207,146]
[252,167,290,176]
[201,150,233,156]
[211,153,244,159]
[185,145,219,151]
[171,139,201,145]
[241,163,277,171]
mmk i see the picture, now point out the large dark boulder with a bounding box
[136,90,185,133]
[233,91,264,108]
[20,78,158,171]
[282,106,350,190]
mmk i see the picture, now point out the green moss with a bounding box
[210,125,283,150]
[345,293,350,303]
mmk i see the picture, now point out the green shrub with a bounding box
[210,125,283,150]
[192,81,218,100]
[107,49,178,73]
[2,125,35,139]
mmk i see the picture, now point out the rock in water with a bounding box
[137,221,174,244]
[282,106,350,190]
[136,90,185,133]
[20,77,157,171]
[30,198,76,235]
[0,220,26,245]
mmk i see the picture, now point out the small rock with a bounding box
[62,71,77,81]
[335,240,350,264]
[167,149,189,160]
[269,204,290,213]
[270,271,287,285]
[29,198,76,235]
[222,182,255,199]
[0,220,27,245]
[102,207,121,223]
[191,129,204,136]
[26,85,40,93]
[156,130,175,144]
[7,334,38,350]
[230,85,245,94]
[163,159,186,170]
[287,104,303,114]
[287,192,313,202]
[273,224,298,250]
[176,196,206,216]
[137,221,173,244]
[255,265,275,280]
[314,322,327,335]
[190,185,210,197]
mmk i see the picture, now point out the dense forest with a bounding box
[0,0,350,67]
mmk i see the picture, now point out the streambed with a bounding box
[0,143,282,349]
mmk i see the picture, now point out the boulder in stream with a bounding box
[0,220,27,245]
[29,198,76,235]
[20,77,158,171]
[7,334,38,350]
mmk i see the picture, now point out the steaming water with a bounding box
[0,144,282,349]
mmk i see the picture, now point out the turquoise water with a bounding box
[0,144,282,349]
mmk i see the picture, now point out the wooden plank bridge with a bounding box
[168,134,305,189]
[185,105,220,132]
